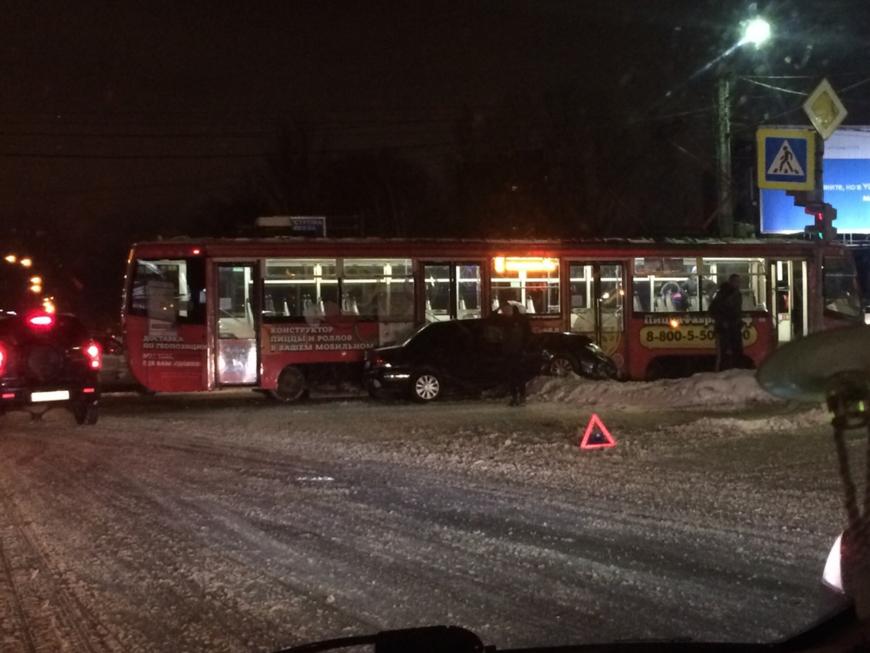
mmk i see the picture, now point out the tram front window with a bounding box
[823,255,862,319]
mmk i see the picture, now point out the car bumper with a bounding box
[0,384,100,410]
[363,367,414,394]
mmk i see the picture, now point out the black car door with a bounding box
[467,319,509,385]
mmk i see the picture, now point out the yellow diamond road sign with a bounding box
[803,78,847,140]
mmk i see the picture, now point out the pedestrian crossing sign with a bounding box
[756,127,816,190]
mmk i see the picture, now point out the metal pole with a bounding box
[716,75,733,237]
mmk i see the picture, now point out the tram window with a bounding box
[631,257,699,312]
[424,264,451,319]
[490,257,560,315]
[129,258,205,324]
[342,258,414,320]
[823,255,861,318]
[457,264,482,318]
[262,258,339,321]
[701,258,768,312]
[424,263,482,322]
[569,264,594,332]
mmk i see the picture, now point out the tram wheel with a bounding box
[269,366,308,403]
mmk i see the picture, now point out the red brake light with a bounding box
[84,340,102,370]
[0,342,6,376]
[27,312,55,329]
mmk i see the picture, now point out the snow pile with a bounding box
[530,369,786,409]
[680,408,829,435]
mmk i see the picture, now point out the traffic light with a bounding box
[803,205,824,240]
[823,204,838,240]
[803,202,837,241]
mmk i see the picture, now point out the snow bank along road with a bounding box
[0,378,855,652]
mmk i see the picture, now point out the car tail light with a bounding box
[0,342,6,376]
[84,340,102,370]
[26,312,55,329]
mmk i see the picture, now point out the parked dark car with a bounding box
[364,318,550,402]
[0,309,102,424]
[532,331,619,379]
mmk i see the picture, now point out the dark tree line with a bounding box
[189,89,714,240]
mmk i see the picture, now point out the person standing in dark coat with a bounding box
[503,305,532,406]
[708,273,744,370]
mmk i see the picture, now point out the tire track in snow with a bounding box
[0,477,118,653]
[0,521,37,653]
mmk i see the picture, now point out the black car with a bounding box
[0,309,102,424]
[364,318,550,402]
[532,331,619,379]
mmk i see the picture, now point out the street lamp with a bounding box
[716,17,772,237]
[740,18,772,49]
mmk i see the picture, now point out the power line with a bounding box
[739,78,808,97]
[0,176,240,198]
[0,129,274,139]
[0,151,274,160]
[0,139,464,160]
[629,106,714,124]
[840,76,870,94]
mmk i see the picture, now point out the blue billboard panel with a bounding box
[760,128,870,234]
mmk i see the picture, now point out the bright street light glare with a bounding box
[741,18,771,48]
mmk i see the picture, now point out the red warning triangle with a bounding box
[579,413,616,450]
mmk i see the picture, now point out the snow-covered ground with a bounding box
[0,371,855,652]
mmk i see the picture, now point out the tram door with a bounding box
[214,262,260,385]
[568,262,626,360]
[770,259,808,343]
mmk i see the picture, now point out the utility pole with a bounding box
[715,74,733,237]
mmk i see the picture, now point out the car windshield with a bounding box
[402,320,438,345]
[1,2,866,652]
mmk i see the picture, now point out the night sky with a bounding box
[2,0,869,324]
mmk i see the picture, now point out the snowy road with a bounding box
[0,383,854,652]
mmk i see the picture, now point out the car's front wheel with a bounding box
[410,370,442,402]
[72,400,99,426]
[549,354,577,377]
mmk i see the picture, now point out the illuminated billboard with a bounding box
[759,127,870,234]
